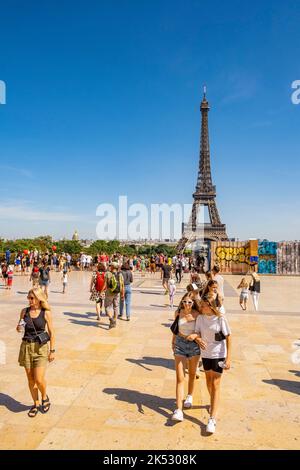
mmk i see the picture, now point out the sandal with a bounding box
[41,395,51,413]
[28,405,39,418]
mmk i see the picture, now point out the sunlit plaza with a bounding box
[0,271,299,450]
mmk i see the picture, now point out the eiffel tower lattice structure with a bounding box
[177,88,228,253]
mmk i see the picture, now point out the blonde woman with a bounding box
[16,288,55,417]
[171,292,206,422]
[237,278,249,311]
[249,272,261,311]
[194,280,231,434]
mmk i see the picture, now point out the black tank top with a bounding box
[23,308,46,341]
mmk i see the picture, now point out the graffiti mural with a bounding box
[210,241,252,274]
[211,239,300,275]
[215,246,250,264]
[277,242,300,274]
[258,240,277,274]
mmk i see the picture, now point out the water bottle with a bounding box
[18,319,26,333]
[218,360,226,369]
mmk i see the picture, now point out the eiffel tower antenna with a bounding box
[177,90,228,252]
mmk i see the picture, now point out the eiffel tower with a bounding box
[177,88,228,252]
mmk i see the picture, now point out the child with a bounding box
[168,279,176,308]
[237,278,249,311]
[7,266,14,290]
[62,270,68,294]
[30,263,40,288]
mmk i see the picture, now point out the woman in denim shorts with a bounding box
[171,292,206,422]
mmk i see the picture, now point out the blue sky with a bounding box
[0,0,300,241]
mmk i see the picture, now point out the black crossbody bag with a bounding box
[29,310,50,345]
[170,314,179,335]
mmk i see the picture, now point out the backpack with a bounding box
[40,268,49,281]
[95,272,106,292]
[107,272,120,293]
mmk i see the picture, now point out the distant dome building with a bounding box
[72,230,79,241]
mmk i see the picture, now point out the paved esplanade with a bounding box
[0,272,299,449]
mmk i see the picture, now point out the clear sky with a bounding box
[0,0,300,241]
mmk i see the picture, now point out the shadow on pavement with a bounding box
[263,377,300,396]
[103,387,208,431]
[63,311,97,319]
[68,319,108,329]
[0,393,30,413]
[150,304,169,308]
[64,312,109,329]
[289,370,300,378]
[139,291,163,296]
[126,356,174,371]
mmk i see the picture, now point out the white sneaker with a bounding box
[183,395,193,409]
[206,417,216,434]
[171,409,183,422]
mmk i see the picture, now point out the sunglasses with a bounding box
[183,301,193,305]
[28,296,35,300]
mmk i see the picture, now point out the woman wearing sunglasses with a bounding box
[16,288,55,418]
[171,292,206,422]
[194,279,232,434]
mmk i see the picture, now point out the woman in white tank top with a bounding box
[171,292,206,422]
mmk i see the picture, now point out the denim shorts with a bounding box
[174,336,200,358]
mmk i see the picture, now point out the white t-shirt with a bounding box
[214,274,224,298]
[195,314,231,359]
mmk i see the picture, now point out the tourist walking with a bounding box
[7,265,14,290]
[161,260,173,294]
[175,258,183,283]
[105,263,124,329]
[61,270,68,294]
[150,256,156,274]
[5,248,11,265]
[171,292,205,422]
[1,262,8,287]
[90,263,107,320]
[16,288,55,417]
[190,268,205,293]
[168,279,176,308]
[237,278,249,311]
[118,263,133,321]
[249,272,260,311]
[30,263,40,288]
[39,262,51,298]
[212,265,225,300]
[194,279,231,434]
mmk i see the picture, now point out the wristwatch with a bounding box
[50,349,56,353]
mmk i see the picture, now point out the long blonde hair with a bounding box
[28,288,51,311]
[238,278,248,289]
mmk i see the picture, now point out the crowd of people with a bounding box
[3,248,262,435]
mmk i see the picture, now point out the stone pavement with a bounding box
[0,271,299,450]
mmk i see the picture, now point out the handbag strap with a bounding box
[27,307,44,338]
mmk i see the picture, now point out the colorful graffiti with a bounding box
[258,240,277,274]
[215,246,250,264]
[258,240,277,255]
